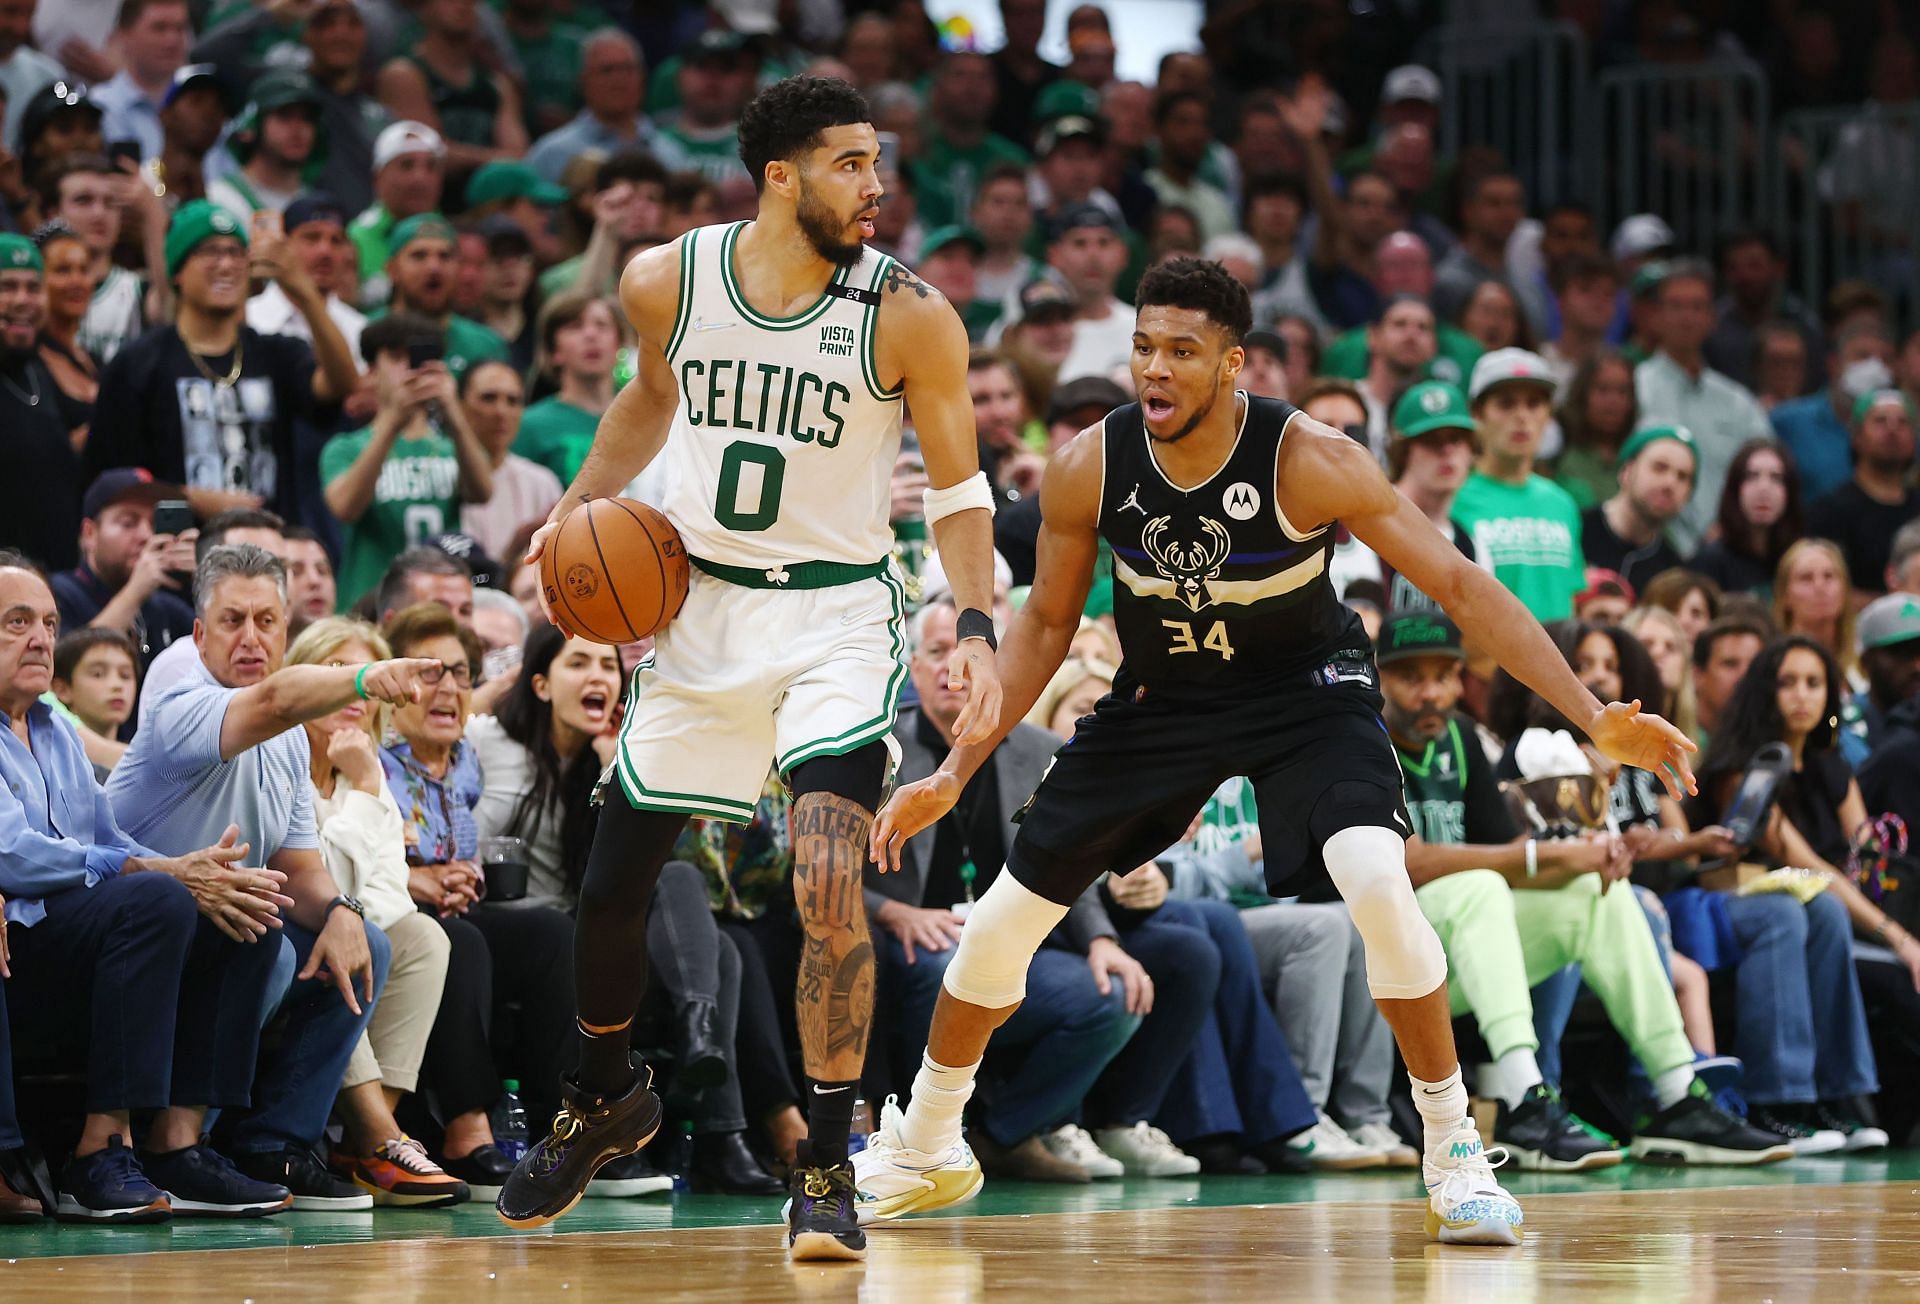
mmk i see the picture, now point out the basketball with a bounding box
[540,497,690,644]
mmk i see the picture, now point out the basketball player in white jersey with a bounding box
[495,77,1003,1262]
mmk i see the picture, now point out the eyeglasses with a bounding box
[417,660,474,689]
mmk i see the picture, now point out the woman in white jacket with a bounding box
[288,617,465,1206]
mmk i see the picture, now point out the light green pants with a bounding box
[1416,869,1694,1079]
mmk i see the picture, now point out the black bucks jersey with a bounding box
[1099,393,1368,698]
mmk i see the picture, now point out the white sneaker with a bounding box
[1791,1128,1848,1156]
[1423,1127,1524,1246]
[847,1097,983,1223]
[1042,1125,1123,1179]
[1091,1122,1199,1176]
[1347,1120,1421,1168]
[1287,1112,1388,1170]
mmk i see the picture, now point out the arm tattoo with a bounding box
[881,264,931,299]
[792,792,877,1076]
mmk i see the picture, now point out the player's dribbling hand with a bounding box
[1587,699,1698,800]
[524,517,563,626]
[869,771,963,872]
[947,641,1002,746]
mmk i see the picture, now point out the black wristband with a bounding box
[956,607,998,650]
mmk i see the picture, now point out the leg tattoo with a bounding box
[791,792,875,1081]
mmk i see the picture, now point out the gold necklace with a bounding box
[185,331,244,386]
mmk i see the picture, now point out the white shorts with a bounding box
[610,566,908,823]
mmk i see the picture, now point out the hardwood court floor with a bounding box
[4,1172,1918,1302]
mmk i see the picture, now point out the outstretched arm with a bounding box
[1281,420,1698,798]
[870,427,1105,869]
[882,263,1001,744]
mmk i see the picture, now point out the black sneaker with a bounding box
[1748,1106,1846,1156]
[1494,1084,1624,1171]
[1809,1099,1890,1152]
[496,1061,663,1229]
[56,1138,171,1224]
[786,1141,866,1262]
[1629,1083,1795,1165]
[235,1147,372,1211]
[1188,1136,1267,1175]
[142,1144,291,1217]
[442,1144,515,1201]
[587,1150,674,1198]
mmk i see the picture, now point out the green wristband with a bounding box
[354,664,371,700]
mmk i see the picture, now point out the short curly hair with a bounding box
[737,76,872,194]
[1134,256,1253,343]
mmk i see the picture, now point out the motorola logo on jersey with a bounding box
[678,357,851,448]
[1143,514,1233,612]
[1222,482,1261,520]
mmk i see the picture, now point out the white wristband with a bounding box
[922,471,996,525]
[1525,839,1538,879]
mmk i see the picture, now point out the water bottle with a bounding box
[669,1121,695,1193]
[495,1080,529,1165]
[848,1099,875,1155]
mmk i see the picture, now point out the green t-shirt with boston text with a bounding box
[513,397,603,486]
[1451,470,1586,623]
[321,427,462,606]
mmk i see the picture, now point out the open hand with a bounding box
[1587,700,1698,800]
[870,771,963,872]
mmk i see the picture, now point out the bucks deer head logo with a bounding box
[1143,515,1232,612]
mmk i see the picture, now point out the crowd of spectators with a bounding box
[4,0,1920,1223]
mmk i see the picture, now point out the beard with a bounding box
[1144,371,1224,445]
[795,178,867,269]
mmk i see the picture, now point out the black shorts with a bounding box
[1005,670,1410,907]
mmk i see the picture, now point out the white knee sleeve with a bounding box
[940,872,1069,1008]
[1323,825,1448,1000]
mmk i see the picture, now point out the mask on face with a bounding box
[1840,356,1894,400]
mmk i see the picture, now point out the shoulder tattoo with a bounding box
[881,263,931,299]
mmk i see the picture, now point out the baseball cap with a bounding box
[389,212,458,255]
[247,68,321,115]
[1617,424,1697,468]
[0,234,40,274]
[284,192,348,233]
[430,533,502,589]
[686,28,754,64]
[1577,568,1636,610]
[20,81,100,150]
[1033,81,1101,124]
[1629,260,1671,300]
[1850,387,1918,429]
[163,63,223,110]
[1381,65,1442,106]
[920,225,984,259]
[1375,609,1465,665]
[1016,277,1075,322]
[1049,201,1122,242]
[1610,213,1676,262]
[82,468,178,520]
[465,160,569,209]
[1243,328,1288,361]
[165,201,247,278]
[1467,347,1557,403]
[1048,376,1129,424]
[1858,592,1920,652]
[373,121,446,173]
[476,213,533,254]
[1392,380,1474,438]
[1035,114,1106,158]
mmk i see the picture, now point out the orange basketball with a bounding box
[540,498,690,644]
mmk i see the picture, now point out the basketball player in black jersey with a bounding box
[853,258,1699,1246]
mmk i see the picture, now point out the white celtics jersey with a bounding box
[658,221,904,570]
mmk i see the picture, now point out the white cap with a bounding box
[709,0,778,34]
[373,121,446,173]
[1468,347,1559,403]
[1381,65,1442,106]
[1610,213,1676,262]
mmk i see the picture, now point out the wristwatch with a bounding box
[326,895,366,921]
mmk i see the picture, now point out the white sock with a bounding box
[1652,1064,1696,1111]
[1409,1066,1471,1162]
[899,1051,980,1156]
[1491,1047,1543,1109]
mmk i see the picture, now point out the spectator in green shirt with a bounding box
[514,290,621,486]
[375,213,510,380]
[916,51,1029,229]
[918,225,1001,342]
[349,121,445,309]
[1451,348,1587,622]
[321,316,495,606]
